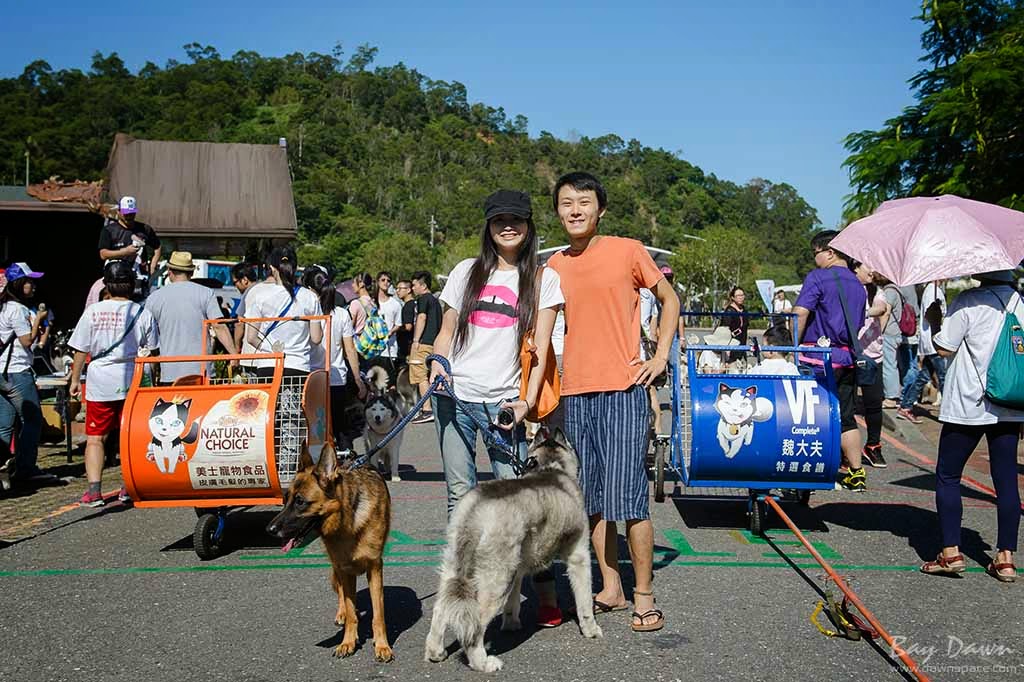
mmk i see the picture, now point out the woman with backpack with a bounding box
[245,246,322,378]
[429,189,565,625]
[920,270,1021,582]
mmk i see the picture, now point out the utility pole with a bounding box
[429,214,438,248]
[24,149,29,187]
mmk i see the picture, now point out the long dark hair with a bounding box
[0,277,27,311]
[452,218,539,354]
[269,246,298,298]
[302,265,336,312]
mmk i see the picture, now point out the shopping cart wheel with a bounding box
[194,512,226,561]
[654,439,667,503]
[748,496,766,536]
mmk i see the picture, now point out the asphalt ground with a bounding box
[2,402,1023,682]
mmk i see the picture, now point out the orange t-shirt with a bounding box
[547,236,664,395]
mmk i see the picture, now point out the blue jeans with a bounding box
[432,394,526,517]
[882,334,901,399]
[0,370,43,478]
[900,354,947,409]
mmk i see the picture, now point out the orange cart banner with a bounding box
[122,382,281,504]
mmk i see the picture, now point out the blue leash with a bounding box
[342,354,533,476]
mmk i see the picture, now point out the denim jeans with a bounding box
[0,369,43,478]
[900,354,947,409]
[432,394,526,517]
[881,334,901,399]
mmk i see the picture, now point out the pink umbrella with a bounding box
[830,195,1024,286]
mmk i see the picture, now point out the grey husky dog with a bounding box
[423,428,602,672]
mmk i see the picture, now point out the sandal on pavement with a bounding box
[593,599,630,614]
[986,561,1017,583]
[920,553,966,576]
[631,589,664,632]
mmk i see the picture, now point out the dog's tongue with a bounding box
[281,537,297,553]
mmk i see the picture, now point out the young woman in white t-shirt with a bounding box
[0,263,55,487]
[245,246,323,378]
[922,270,1022,582]
[303,267,367,448]
[429,189,565,626]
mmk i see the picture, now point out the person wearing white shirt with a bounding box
[896,281,947,424]
[0,262,57,487]
[245,247,323,377]
[69,261,160,506]
[920,271,1021,582]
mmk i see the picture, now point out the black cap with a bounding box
[103,260,134,285]
[484,190,532,221]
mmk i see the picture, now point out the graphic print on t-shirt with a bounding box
[468,285,518,329]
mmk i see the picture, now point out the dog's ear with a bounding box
[314,443,340,484]
[298,441,315,471]
[533,424,551,444]
[552,427,570,450]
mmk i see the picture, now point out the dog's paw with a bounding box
[374,642,394,662]
[424,643,447,663]
[500,615,522,632]
[473,655,504,673]
[333,640,357,658]
[334,610,345,627]
[580,618,603,639]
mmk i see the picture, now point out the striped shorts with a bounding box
[563,384,650,522]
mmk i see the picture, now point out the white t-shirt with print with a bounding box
[377,296,403,359]
[0,301,34,374]
[248,286,323,371]
[309,306,356,386]
[934,284,1024,425]
[69,300,160,402]
[440,259,564,402]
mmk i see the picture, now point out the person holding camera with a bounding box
[429,190,563,516]
[97,196,161,300]
[428,189,564,626]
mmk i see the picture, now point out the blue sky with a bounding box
[1,0,925,228]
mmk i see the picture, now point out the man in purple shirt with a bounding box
[794,230,868,491]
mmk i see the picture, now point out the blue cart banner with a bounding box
[689,374,841,488]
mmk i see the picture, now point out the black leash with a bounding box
[341,354,536,476]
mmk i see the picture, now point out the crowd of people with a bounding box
[0,170,1017,630]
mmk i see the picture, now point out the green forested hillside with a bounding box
[0,43,820,302]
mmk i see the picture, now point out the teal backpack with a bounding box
[355,304,390,360]
[967,290,1024,410]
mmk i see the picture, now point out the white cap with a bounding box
[118,196,138,214]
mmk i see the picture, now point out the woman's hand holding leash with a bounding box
[428,356,451,396]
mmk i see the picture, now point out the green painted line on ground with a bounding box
[3,559,979,579]
[389,530,445,546]
[662,528,734,557]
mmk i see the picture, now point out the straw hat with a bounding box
[167,251,195,273]
[703,326,739,346]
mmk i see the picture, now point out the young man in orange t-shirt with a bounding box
[547,172,680,633]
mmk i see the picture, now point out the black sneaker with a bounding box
[862,445,888,469]
[837,467,867,492]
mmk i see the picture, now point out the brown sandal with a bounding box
[920,553,966,576]
[986,561,1017,583]
[631,589,664,632]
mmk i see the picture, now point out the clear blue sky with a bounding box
[1,0,924,228]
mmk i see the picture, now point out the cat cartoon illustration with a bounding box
[146,397,200,474]
[714,383,774,458]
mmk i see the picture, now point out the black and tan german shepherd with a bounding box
[266,442,394,662]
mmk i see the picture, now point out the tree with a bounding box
[668,226,761,310]
[356,232,435,280]
[842,1,1024,220]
